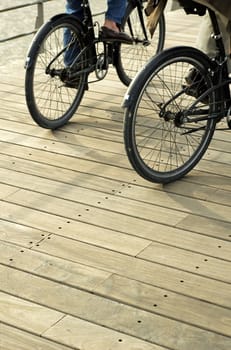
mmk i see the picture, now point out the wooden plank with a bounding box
[0,185,175,242]
[164,177,231,202]
[96,274,231,337]
[43,314,229,350]
[138,242,231,283]
[0,118,230,178]
[0,129,127,168]
[0,291,64,334]
[1,265,230,349]
[0,103,230,161]
[0,123,230,180]
[208,138,231,153]
[0,271,165,350]
[1,247,231,337]
[1,93,230,148]
[7,105,231,164]
[0,182,18,199]
[0,142,138,185]
[0,140,230,198]
[0,195,151,256]
[1,200,173,252]
[0,241,111,291]
[1,158,230,257]
[0,123,125,156]
[1,164,230,245]
[181,171,231,192]
[0,294,163,350]
[0,219,49,247]
[43,315,165,350]
[1,167,229,226]
[204,149,231,164]
[117,185,231,238]
[1,118,123,146]
[0,6,230,350]
[0,107,230,157]
[1,184,187,227]
[0,195,230,261]
[0,324,73,350]
[0,142,230,197]
[0,154,128,194]
[31,235,231,308]
[177,215,231,241]
[1,238,231,309]
[111,180,231,223]
[0,94,124,126]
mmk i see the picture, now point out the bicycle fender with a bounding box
[49,13,84,29]
[122,63,150,109]
[25,14,84,70]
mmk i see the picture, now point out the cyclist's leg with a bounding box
[105,0,126,25]
[101,0,132,43]
[64,0,84,66]
[196,11,231,73]
[185,12,231,100]
[65,0,84,17]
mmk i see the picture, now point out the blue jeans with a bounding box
[64,0,126,66]
[66,0,126,24]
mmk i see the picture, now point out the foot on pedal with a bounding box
[100,26,133,44]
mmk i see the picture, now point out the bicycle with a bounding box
[25,0,165,129]
[123,1,231,184]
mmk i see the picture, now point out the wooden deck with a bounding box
[0,9,231,350]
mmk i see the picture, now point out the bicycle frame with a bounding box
[206,9,231,117]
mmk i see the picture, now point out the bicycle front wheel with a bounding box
[124,47,217,183]
[116,1,165,86]
[25,15,87,129]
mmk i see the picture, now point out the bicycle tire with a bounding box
[25,15,87,129]
[116,1,165,86]
[123,46,217,183]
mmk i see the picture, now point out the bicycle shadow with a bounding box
[162,171,231,224]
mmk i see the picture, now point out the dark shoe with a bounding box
[100,26,133,44]
[184,68,208,104]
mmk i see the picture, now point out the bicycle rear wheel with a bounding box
[124,47,217,183]
[25,15,87,129]
[116,1,165,86]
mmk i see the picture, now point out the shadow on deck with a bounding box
[0,8,230,350]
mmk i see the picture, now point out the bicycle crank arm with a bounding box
[46,68,63,77]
